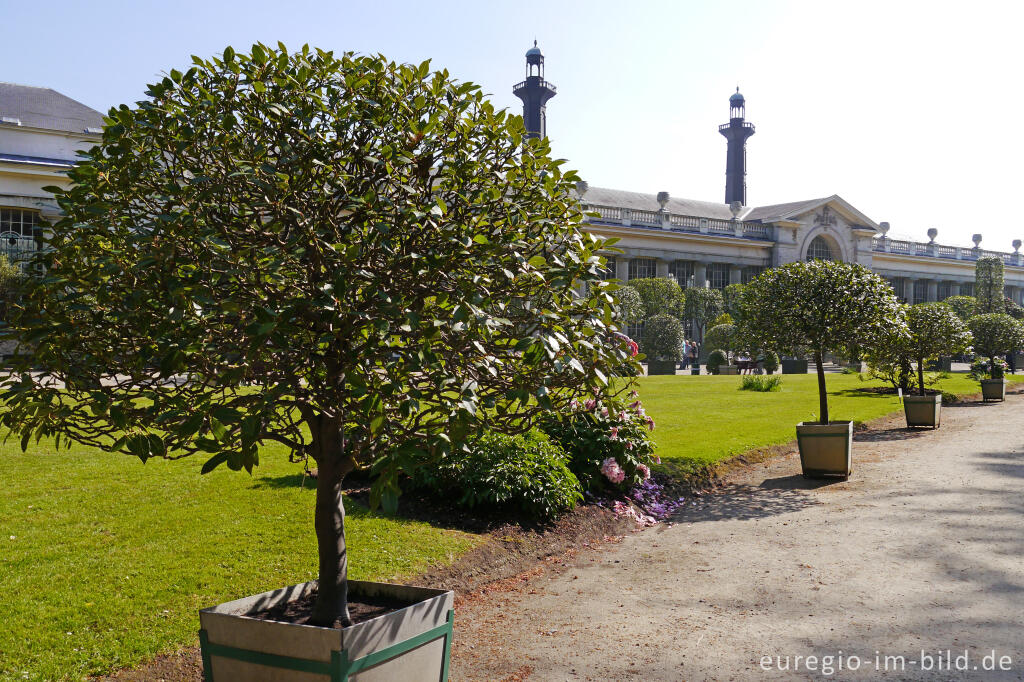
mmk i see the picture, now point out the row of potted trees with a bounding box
[740,260,1024,479]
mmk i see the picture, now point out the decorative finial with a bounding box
[736,86,740,93]
[534,39,537,47]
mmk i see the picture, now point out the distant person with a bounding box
[681,339,690,369]
[689,341,699,369]
[1009,352,1017,374]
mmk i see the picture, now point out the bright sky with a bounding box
[4,0,1023,251]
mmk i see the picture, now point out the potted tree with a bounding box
[902,303,973,427]
[741,261,903,478]
[0,45,635,681]
[968,313,1024,402]
[640,314,685,375]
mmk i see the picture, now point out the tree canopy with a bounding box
[683,287,723,342]
[905,303,973,395]
[942,295,978,322]
[640,314,684,361]
[627,277,684,321]
[0,45,635,625]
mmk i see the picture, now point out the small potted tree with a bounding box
[0,45,635,681]
[704,322,738,373]
[741,261,903,478]
[902,303,973,427]
[640,314,684,375]
[968,313,1024,401]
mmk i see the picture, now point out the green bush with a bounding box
[411,431,582,520]
[740,375,783,392]
[541,395,657,491]
[706,349,728,374]
[759,350,780,373]
[641,314,685,361]
[704,323,737,357]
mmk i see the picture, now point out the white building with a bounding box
[0,82,103,267]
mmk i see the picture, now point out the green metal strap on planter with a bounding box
[337,609,455,680]
[199,608,455,681]
[199,629,334,676]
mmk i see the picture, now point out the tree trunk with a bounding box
[917,354,926,396]
[814,349,828,424]
[308,450,353,627]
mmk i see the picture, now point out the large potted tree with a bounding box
[968,313,1024,402]
[902,303,973,427]
[741,261,903,478]
[0,45,634,681]
[640,314,685,375]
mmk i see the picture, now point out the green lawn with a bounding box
[638,371,1024,475]
[0,440,481,681]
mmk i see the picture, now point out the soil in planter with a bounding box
[247,590,412,628]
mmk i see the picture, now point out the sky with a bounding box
[3,0,1023,251]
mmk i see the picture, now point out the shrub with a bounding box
[759,350,780,374]
[641,314,685,361]
[722,283,746,321]
[943,295,978,322]
[941,391,960,404]
[711,313,733,327]
[541,395,657,491]
[740,375,783,392]
[969,356,1008,381]
[628,277,685,320]
[706,349,728,374]
[704,323,737,358]
[411,431,582,520]
[615,285,645,326]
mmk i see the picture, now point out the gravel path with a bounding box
[452,396,1024,681]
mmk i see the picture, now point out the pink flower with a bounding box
[569,399,580,411]
[584,398,596,411]
[628,341,639,357]
[626,441,634,450]
[630,390,639,398]
[629,400,642,409]
[600,406,609,418]
[645,415,655,431]
[600,457,626,484]
[637,464,651,480]
[618,410,628,422]
[609,426,619,440]
[655,455,662,464]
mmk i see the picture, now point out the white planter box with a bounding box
[199,580,454,681]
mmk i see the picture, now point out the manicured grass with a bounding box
[637,372,1024,475]
[0,439,481,681]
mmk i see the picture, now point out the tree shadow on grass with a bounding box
[251,472,316,490]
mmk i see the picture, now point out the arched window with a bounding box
[806,236,835,261]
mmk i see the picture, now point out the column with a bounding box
[951,282,961,297]
[694,261,708,288]
[926,280,939,303]
[656,259,669,279]
[615,258,630,282]
[903,276,916,304]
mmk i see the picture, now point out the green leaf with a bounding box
[201,452,230,474]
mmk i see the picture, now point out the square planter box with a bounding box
[904,394,941,428]
[781,359,808,374]
[718,365,739,375]
[690,366,701,375]
[796,421,852,478]
[647,360,678,376]
[200,580,454,681]
[981,379,1006,402]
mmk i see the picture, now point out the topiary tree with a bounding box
[968,314,1024,379]
[943,295,979,322]
[640,314,685,361]
[615,285,644,328]
[703,323,736,360]
[975,257,1005,314]
[740,261,904,423]
[759,350,780,374]
[684,287,723,344]
[627,277,685,321]
[706,349,728,375]
[0,45,636,627]
[906,303,973,395]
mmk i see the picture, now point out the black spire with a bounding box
[512,40,557,139]
[718,87,755,205]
